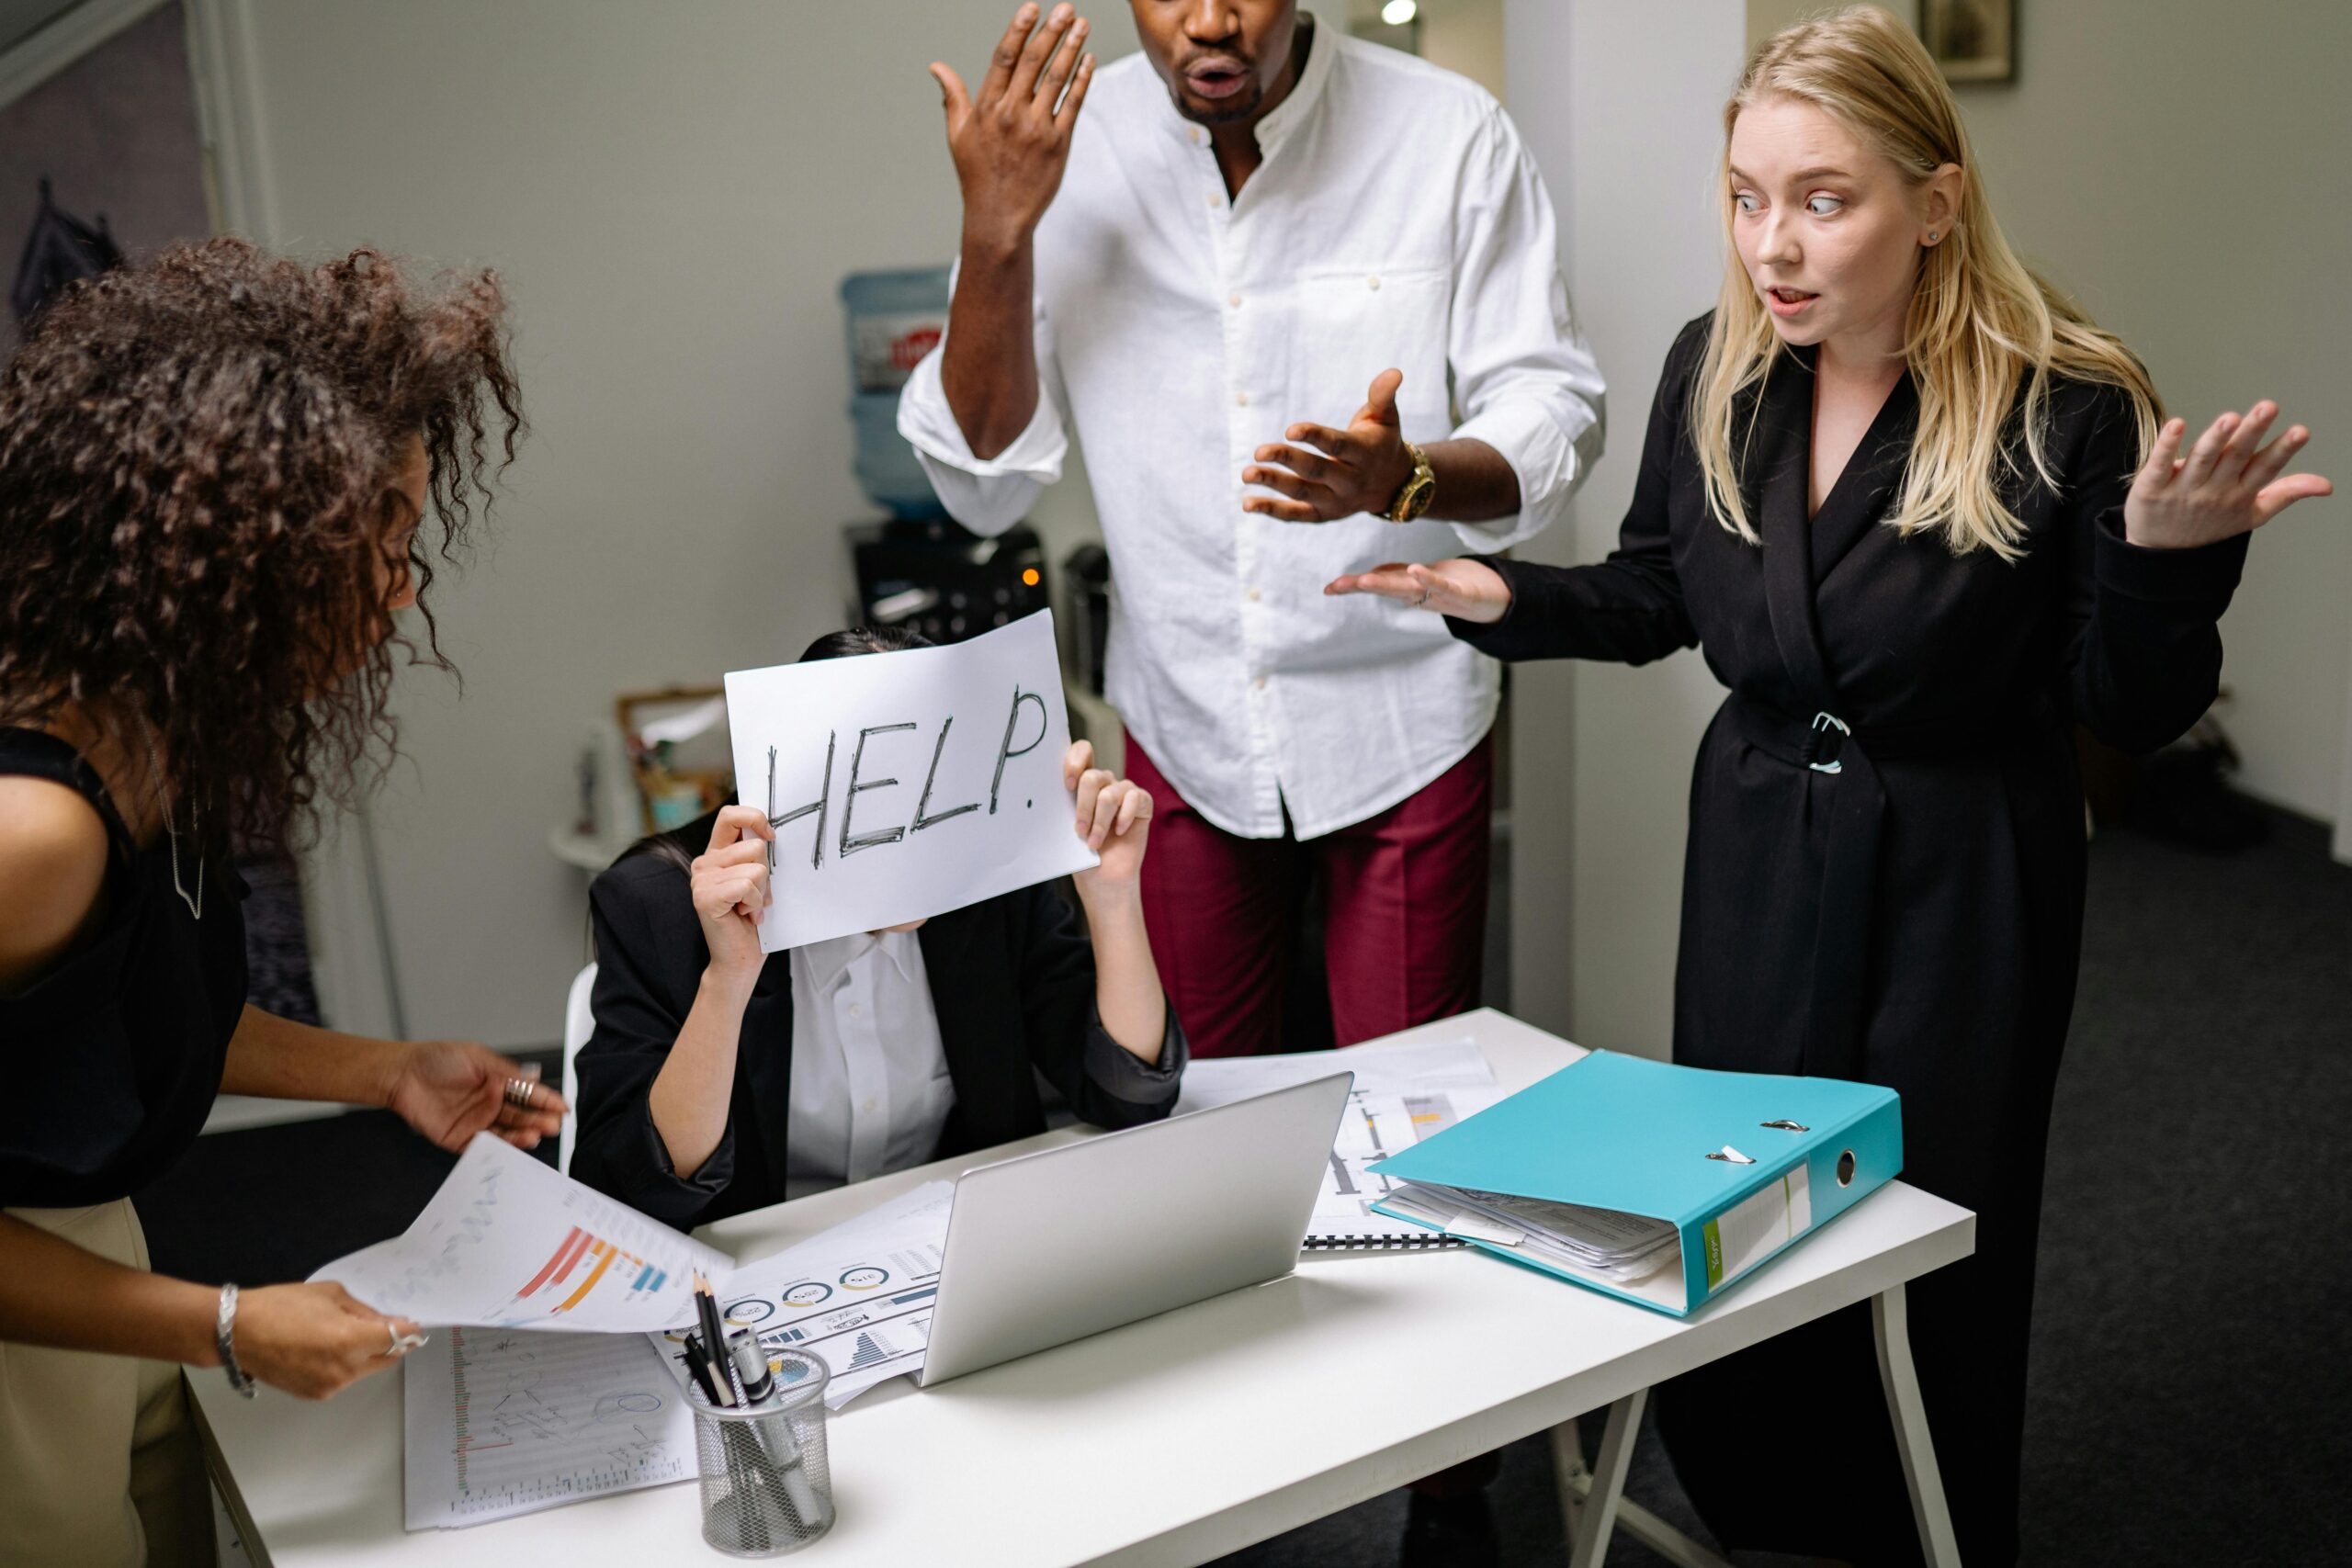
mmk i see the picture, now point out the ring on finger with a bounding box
[503,1077,536,1110]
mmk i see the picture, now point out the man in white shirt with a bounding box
[899,2,1603,1063]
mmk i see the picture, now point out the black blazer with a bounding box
[572,850,1187,1229]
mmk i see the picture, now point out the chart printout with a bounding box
[401,1326,695,1529]
[647,1180,956,1411]
[314,1134,734,1333]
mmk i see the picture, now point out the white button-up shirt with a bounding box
[783,930,954,1191]
[899,17,1604,840]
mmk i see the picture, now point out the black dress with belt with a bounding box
[1449,317,2246,1566]
[0,728,248,1210]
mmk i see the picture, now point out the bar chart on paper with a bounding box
[402,1327,695,1529]
[657,1239,945,1409]
[514,1226,672,1318]
[312,1134,734,1334]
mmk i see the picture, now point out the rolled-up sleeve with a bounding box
[896,261,1071,539]
[1443,106,1606,554]
[1012,884,1185,1129]
[1080,1001,1190,1108]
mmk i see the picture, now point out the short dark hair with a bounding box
[797,624,934,662]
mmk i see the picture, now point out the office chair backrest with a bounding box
[559,963,597,1178]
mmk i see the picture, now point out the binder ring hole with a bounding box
[1836,1148,1857,1187]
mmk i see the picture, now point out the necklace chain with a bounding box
[134,716,204,921]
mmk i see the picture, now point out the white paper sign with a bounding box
[724,610,1098,952]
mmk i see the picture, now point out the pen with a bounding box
[683,1334,727,1408]
[730,1328,823,1531]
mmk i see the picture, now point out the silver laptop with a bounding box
[919,1072,1352,1387]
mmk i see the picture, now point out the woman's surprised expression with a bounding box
[1727,95,1958,357]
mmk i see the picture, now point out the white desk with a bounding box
[194,1009,1973,1567]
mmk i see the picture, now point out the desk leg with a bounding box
[1871,1283,1962,1568]
[1563,1390,1642,1567]
[1552,1398,1737,1568]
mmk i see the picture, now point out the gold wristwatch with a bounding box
[1383,441,1435,523]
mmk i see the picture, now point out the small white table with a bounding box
[193,1009,1971,1567]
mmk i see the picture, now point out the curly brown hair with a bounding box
[0,238,523,843]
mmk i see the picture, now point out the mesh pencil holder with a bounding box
[684,1347,835,1557]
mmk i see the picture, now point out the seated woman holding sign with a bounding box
[572,626,1184,1227]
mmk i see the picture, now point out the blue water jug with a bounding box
[842,268,952,519]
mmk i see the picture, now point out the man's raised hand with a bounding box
[932,4,1095,254]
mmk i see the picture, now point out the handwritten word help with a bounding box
[764,686,1051,870]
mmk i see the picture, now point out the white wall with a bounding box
[216,0,1137,1046]
[1944,0,2350,831]
[1501,0,1747,1056]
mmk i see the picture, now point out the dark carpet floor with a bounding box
[138,807,2352,1567]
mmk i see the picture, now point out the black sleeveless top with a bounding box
[0,728,249,1209]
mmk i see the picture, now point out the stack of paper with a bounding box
[1384,1182,1680,1283]
[1176,1036,1505,1248]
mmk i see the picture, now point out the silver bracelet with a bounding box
[216,1282,256,1399]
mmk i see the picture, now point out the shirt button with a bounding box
[1206,192,1219,209]
[1368,274,1382,290]
[1227,292,1242,308]
[847,1002,862,1019]
[861,1099,876,1113]
[1247,586,1261,603]
[1253,675,1268,690]
[1235,391,1249,407]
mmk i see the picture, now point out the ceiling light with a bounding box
[1381,0,1417,24]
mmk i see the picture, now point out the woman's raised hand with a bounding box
[384,1041,567,1154]
[231,1281,422,1401]
[1322,557,1513,624]
[2126,401,2333,550]
[692,805,775,983]
[1064,739,1151,896]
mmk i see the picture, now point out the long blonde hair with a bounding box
[1694,6,2157,560]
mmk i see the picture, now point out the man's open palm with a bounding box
[933,3,1095,251]
[1244,368,1418,524]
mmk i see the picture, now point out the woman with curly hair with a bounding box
[1331,9,2328,1563]
[0,239,560,1567]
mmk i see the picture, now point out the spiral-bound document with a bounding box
[1177,1038,1507,1252]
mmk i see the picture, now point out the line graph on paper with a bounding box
[403,1327,695,1529]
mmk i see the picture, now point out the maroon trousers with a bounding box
[1125,730,1494,1058]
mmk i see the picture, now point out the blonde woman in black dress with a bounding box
[1329,10,2329,1563]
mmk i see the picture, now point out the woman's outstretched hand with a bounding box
[2125,401,2332,550]
[385,1042,567,1154]
[1322,557,1512,624]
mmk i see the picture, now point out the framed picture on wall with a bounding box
[1920,0,2016,84]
